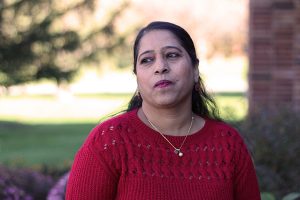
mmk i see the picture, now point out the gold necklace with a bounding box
[143,112,194,157]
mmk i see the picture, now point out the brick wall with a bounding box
[248,0,300,112]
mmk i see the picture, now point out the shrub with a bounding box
[47,172,69,200]
[0,165,55,199]
[236,108,300,198]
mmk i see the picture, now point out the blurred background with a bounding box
[0,0,299,199]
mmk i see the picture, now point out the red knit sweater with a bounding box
[66,109,261,200]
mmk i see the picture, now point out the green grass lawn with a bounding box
[0,122,96,168]
[0,93,247,169]
[215,92,247,121]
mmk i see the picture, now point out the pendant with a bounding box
[174,149,183,157]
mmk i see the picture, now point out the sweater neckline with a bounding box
[128,109,212,145]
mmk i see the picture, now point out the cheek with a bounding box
[136,67,147,79]
[176,63,194,80]
[136,72,148,90]
[136,70,143,81]
[178,68,196,89]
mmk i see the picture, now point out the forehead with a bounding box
[138,30,182,54]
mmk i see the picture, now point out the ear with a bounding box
[193,68,199,83]
[136,76,139,89]
[136,82,141,95]
[193,60,200,83]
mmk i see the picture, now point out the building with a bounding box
[248,0,300,112]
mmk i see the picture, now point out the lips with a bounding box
[154,80,173,88]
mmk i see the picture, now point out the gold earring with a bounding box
[194,82,200,91]
[136,90,141,99]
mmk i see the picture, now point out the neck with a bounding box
[139,104,194,136]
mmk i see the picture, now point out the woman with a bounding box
[66,21,261,200]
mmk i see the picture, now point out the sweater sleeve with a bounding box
[233,134,261,200]
[65,126,119,200]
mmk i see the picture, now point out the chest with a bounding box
[114,140,236,182]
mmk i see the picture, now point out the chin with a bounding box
[153,98,179,107]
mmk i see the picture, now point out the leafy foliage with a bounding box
[0,165,54,199]
[47,172,69,200]
[0,0,131,87]
[236,108,300,199]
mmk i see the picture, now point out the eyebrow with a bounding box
[138,46,183,60]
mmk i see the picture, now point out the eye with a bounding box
[140,57,153,64]
[166,52,181,59]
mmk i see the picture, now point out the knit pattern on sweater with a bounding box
[66,110,261,200]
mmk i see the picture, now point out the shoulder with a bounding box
[206,119,240,137]
[96,111,133,131]
[205,119,247,148]
[84,110,137,147]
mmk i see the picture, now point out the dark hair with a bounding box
[127,21,220,120]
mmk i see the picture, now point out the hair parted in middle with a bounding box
[127,21,220,121]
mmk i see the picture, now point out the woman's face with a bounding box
[136,30,199,109]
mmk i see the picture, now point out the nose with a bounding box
[154,56,169,74]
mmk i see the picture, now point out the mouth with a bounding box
[154,80,173,88]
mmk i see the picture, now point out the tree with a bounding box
[0,0,130,88]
